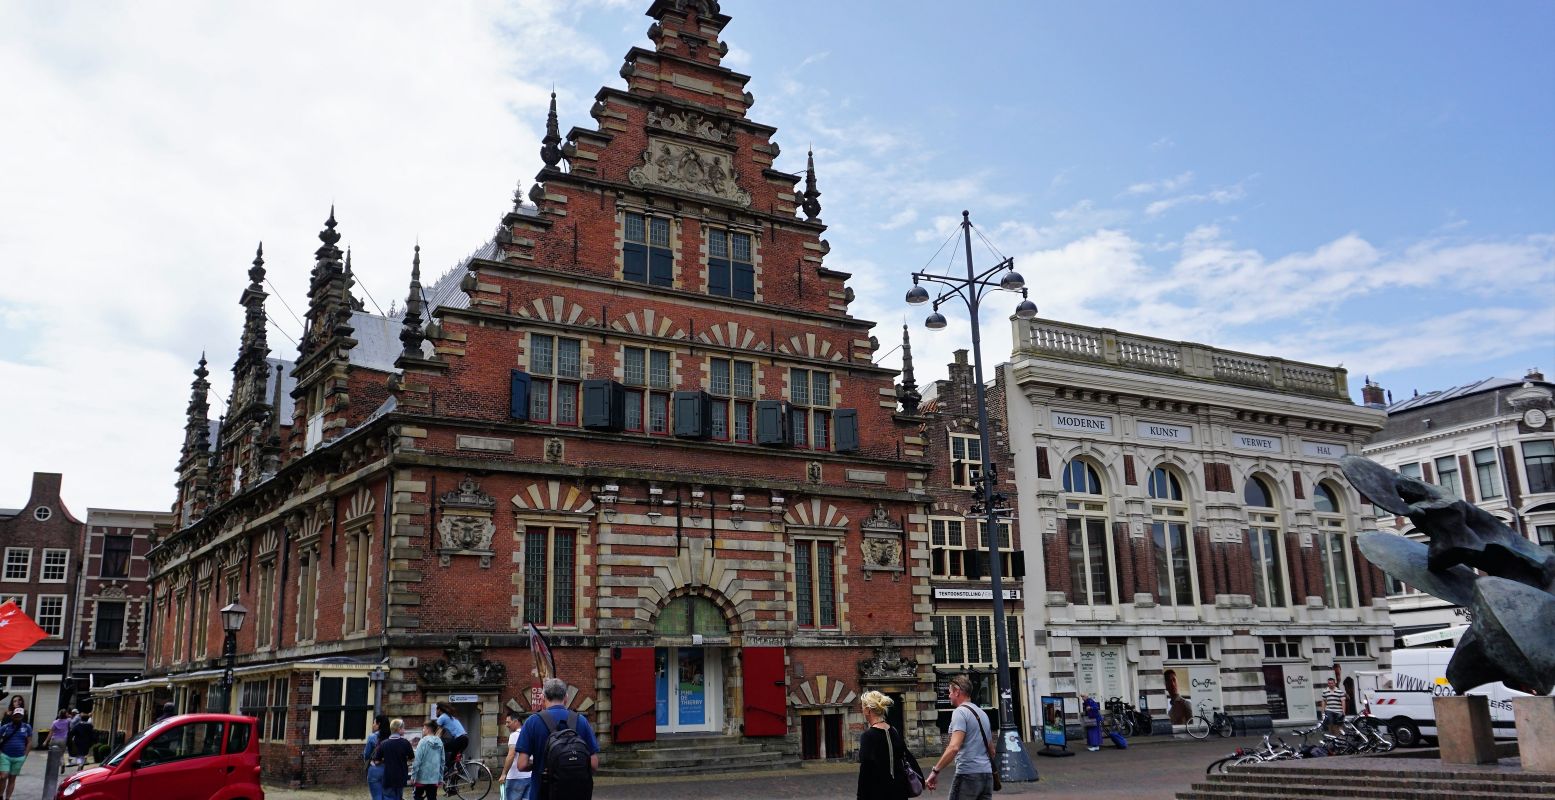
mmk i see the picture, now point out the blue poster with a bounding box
[677,649,705,725]
[654,648,669,726]
[1040,696,1067,746]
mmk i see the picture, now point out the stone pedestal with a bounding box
[1434,695,1498,765]
[1514,696,1555,773]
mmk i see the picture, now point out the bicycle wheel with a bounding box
[1216,716,1234,738]
[1187,715,1210,739]
[1205,756,1232,775]
[447,760,494,800]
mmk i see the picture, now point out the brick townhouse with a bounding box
[96,0,938,785]
[71,508,172,712]
[0,472,84,726]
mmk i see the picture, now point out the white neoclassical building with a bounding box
[1001,317,1391,731]
[1359,370,1555,642]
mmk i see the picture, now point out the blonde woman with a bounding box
[856,691,919,800]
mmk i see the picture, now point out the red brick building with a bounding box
[99,1,937,785]
[72,508,171,708]
[0,472,84,724]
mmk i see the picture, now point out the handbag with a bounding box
[885,725,925,797]
[969,707,1001,793]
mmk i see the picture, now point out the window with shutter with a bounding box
[707,357,756,442]
[509,370,531,420]
[583,380,627,431]
[673,391,711,439]
[755,400,790,446]
[622,346,673,435]
[833,408,859,452]
[788,368,833,450]
[530,334,582,426]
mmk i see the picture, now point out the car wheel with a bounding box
[1388,717,1422,748]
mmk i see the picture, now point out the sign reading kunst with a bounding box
[1232,432,1283,453]
[1137,420,1193,443]
[1052,411,1113,435]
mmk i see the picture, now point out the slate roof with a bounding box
[1384,377,1523,413]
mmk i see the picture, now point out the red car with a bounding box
[57,713,263,800]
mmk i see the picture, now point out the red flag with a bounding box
[0,602,47,663]
[527,623,556,711]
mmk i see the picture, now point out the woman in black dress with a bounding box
[856,690,919,800]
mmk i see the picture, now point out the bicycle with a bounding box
[442,752,495,800]
[1185,701,1234,739]
[1102,697,1135,737]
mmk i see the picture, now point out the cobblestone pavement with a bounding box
[7,733,1273,800]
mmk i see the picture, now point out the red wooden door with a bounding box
[611,647,656,744]
[742,646,788,737]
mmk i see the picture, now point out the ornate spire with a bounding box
[800,148,822,221]
[260,361,285,478]
[232,242,272,417]
[399,244,426,359]
[183,353,212,458]
[300,207,357,359]
[248,242,265,289]
[896,324,922,414]
[511,179,525,212]
[540,91,563,169]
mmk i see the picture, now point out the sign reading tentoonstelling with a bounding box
[1301,440,1347,459]
[1051,410,1113,435]
[933,587,1022,601]
[1232,432,1283,453]
[1137,420,1193,443]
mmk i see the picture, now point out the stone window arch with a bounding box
[1062,457,1113,605]
[1149,465,1196,606]
[1244,474,1289,608]
[1315,481,1354,608]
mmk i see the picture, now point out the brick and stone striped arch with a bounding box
[256,528,280,557]
[345,486,375,524]
[517,295,598,327]
[696,320,769,351]
[511,480,596,515]
[784,499,849,529]
[789,674,857,709]
[776,332,844,362]
[649,587,743,635]
[610,309,687,340]
[196,558,215,582]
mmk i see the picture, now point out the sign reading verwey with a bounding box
[1232,432,1283,453]
[1301,440,1347,459]
[1136,420,1193,443]
[1052,411,1113,435]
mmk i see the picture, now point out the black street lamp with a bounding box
[906,210,1039,783]
[215,602,248,714]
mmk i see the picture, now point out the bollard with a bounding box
[40,743,62,800]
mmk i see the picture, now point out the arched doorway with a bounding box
[653,595,730,734]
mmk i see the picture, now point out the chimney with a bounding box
[1361,376,1387,409]
[1527,367,1545,382]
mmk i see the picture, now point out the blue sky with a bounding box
[1,0,1551,510]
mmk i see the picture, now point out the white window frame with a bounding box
[1472,448,1502,499]
[1,595,26,613]
[1166,638,1210,662]
[932,613,1023,666]
[2,549,31,582]
[1149,467,1196,606]
[309,671,378,744]
[929,516,969,578]
[1434,455,1462,498]
[950,433,983,490]
[296,547,320,643]
[1263,636,1303,660]
[36,594,66,638]
[40,548,69,583]
[1314,483,1353,609]
[1333,636,1370,660]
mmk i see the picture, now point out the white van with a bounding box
[1356,644,1531,746]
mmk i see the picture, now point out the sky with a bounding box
[2,0,1552,512]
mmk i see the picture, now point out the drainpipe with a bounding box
[377,457,396,715]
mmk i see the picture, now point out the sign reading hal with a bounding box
[1301,440,1347,459]
[1232,432,1283,453]
[1137,420,1193,443]
[1052,411,1113,435]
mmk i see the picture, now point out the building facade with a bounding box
[72,508,172,708]
[1359,370,1555,641]
[1003,318,1392,732]
[0,472,84,724]
[100,1,938,785]
[916,346,1028,733]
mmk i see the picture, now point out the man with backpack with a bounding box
[515,678,599,800]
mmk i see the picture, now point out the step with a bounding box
[597,757,804,778]
[1213,772,1552,795]
[606,750,791,770]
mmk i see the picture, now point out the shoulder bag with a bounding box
[967,706,1001,793]
[884,726,925,797]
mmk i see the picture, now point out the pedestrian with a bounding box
[3,699,22,726]
[433,702,468,782]
[856,690,918,800]
[44,710,70,755]
[153,701,176,724]
[1082,694,1102,751]
[364,714,390,800]
[374,718,415,800]
[66,713,94,771]
[1320,678,1345,734]
[0,710,33,800]
[923,675,996,800]
[411,720,445,800]
[498,708,533,800]
[516,678,600,800]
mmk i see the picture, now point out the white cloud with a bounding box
[1124,171,1194,196]
[1145,180,1250,216]
[1149,137,1176,151]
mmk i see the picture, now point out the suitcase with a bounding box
[1107,731,1128,749]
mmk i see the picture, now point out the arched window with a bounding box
[1244,476,1288,608]
[1062,459,1113,606]
[1149,467,1194,605]
[1315,481,1353,608]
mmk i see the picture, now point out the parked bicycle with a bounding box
[1102,697,1136,737]
[442,752,495,800]
[1185,701,1234,739]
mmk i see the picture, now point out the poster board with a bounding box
[1036,695,1074,756]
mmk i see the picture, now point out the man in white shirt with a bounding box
[498,708,533,800]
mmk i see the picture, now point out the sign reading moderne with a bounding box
[1052,411,1113,435]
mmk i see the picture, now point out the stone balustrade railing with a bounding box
[1015,318,1349,400]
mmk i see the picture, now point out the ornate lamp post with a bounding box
[215,602,248,713]
[906,210,1039,783]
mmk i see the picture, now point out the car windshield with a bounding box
[104,723,168,767]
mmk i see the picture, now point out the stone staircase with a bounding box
[1178,759,1555,800]
[597,733,803,777]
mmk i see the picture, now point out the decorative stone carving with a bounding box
[544,437,564,464]
[807,461,822,484]
[418,637,507,689]
[438,477,497,568]
[860,505,899,531]
[859,645,918,681]
[647,105,733,144]
[862,536,903,569]
[629,138,751,207]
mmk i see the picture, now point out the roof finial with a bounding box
[399,244,426,359]
[248,242,266,288]
[319,206,341,247]
[196,351,208,379]
[896,324,921,414]
[512,179,525,212]
[541,91,563,168]
[800,148,822,221]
